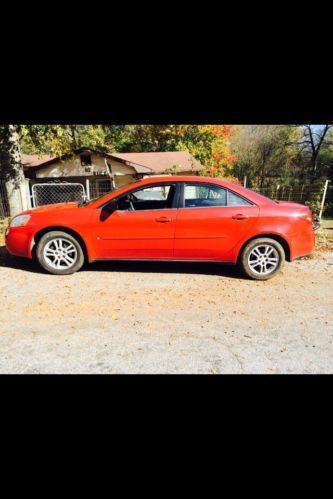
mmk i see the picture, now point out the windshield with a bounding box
[78,197,101,207]
[77,185,124,207]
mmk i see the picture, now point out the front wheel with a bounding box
[239,238,285,280]
[36,231,85,275]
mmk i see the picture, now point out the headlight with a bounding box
[10,215,31,227]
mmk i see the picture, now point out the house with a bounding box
[22,148,203,200]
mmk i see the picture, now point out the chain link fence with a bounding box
[31,180,114,207]
[0,179,10,219]
[32,183,86,207]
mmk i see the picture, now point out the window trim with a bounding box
[180,182,255,209]
[80,154,92,166]
[99,181,182,212]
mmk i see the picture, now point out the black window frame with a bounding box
[99,181,182,212]
[180,182,254,208]
[80,154,92,166]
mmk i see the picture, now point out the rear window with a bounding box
[246,188,278,204]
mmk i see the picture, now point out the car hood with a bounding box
[21,202,79,216]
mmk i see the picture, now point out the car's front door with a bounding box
[91,183,179,259]
[174,182,259,260]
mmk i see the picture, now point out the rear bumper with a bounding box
[290,230,315,260]
[5,227,33,258]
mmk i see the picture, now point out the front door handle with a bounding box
[232,214,249,220]
[155,216,172,223]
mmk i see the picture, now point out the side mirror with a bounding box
[100,200,117,221]
[104,200,117,213]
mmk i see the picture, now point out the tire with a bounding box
[239,237,285,280]
[36,230,85,275]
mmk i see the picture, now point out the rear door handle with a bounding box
[232,214,249,220]
[155,216,172,223]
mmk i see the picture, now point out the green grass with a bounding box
[316,218,333,252]
[321,218,333,230]
[0,218,9,246]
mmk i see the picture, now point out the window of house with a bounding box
[80,155,92,166]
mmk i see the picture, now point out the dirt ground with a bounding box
[0,224,332,373]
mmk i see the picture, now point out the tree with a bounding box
[104,124,237,178]
[202,125,238,180]
[230,125,301,188]
[1,124,239,217]
[297,125,333,181]
[0,125,26,216]
[20,125,109,156]
[1,125,110,216]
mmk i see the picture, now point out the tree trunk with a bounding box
[307,125,330,182]
[70,125,78,149]
[0,125,26,217]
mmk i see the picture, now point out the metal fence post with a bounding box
[19,181,29,211]
[300,184,304,201]
[243,176,247,188]
[86,179,90,200]
[25,179,32,209]
[319,180,329,222]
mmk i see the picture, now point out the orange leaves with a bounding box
[210,125,234,140]
[203,125,238,180]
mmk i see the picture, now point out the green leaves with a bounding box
[20,125,108,156]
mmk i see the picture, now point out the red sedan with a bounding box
[5,176,315,280]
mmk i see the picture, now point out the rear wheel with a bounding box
[36,231,84,275]
[239,238,285,280]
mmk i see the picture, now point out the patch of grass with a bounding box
[316,219,333,252]
[321,218,333,230]
[0,218,9,246]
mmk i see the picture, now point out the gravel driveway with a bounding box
[0,247,332,374]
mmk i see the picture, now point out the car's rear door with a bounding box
[174,182,259,260]
[91,183,180,259]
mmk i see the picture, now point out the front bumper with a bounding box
[5,227,33,258]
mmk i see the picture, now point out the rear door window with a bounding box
[227,190,252,206]
[184,184,227,207]
[184,183,251,208]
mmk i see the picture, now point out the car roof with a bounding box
[136,176,275,204]
[138,175,221,183]
[90,175,275,208]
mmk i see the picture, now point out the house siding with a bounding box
[35,154,125,178]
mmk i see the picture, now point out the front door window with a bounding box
[117,184,176,211]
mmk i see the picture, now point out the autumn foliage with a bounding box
[19,124,240,183]
[202,125,239,183]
